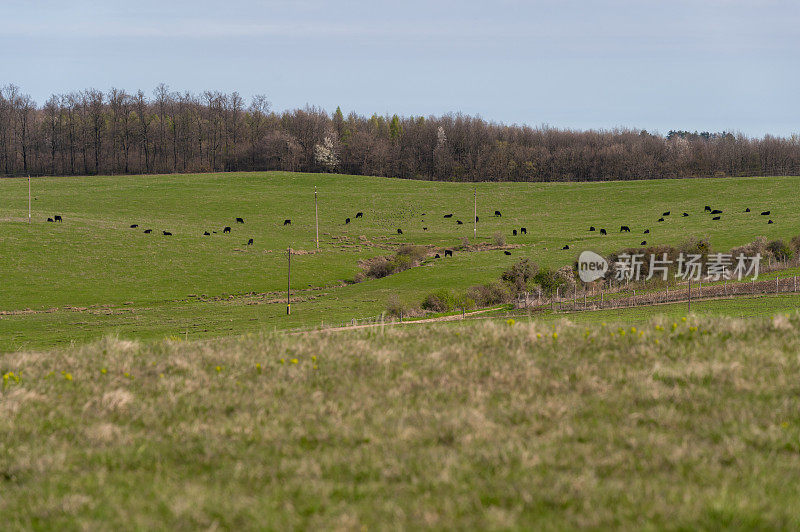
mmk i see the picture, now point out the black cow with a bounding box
[163,231,172,236]
[711,209,722,214]
[423,227,428,231]
[444,214,453,218]
[658,217,665,222]
[223,226,231,233]
[236,217,244,224]
[203,231,210,236]
[356,212,363,218]
[600,228,607,235]
[283,219,291,225]
[589,226,596,231]
[46,217,54,222]
[705,206,712,212]
[435,253,440,258]
[143,229,152,234]
[682,212,689,217]
[475,216,479,222]
[745,208,751,212]
[130,224,138,228]
[620,225,631,232]
[562,245,570,250]
[54,215,63,222]
[712,216,721,221]
[345,218,350,224]
[504,251,512,255]
[644,229,650,234]
[512,229,518,236]
[662,211,670,216]
[520,227,527,234]
[247,238,254,245]
[761,210,771,216]
[457,220,463,225]
[444,249,453,257]
[641,241,647,246]
[495,210,502,217]
[397,228,403,234]
[768,220,774,224]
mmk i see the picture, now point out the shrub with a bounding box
[492,232,506,247]
[501,259,537,293]
[467,281,510,306]
[533,268,562,296]
[767,239,794,262]
[421,289,460,312]
[386,293,407,317]
[791,235,800,255]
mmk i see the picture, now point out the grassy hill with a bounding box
[1,171,799,351]
[3,316,800,529]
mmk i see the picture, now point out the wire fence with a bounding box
[516,275,800,313]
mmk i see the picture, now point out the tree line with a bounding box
[2,84,799,181]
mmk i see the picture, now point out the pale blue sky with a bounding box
[3,0,799,136]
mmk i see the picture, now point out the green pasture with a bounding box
[1,171,799,351]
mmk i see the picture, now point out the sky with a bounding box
[3,0,799,136]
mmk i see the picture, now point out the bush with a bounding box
[421,289,460,312]
[467,281,510,306]
[492,232,506,246]
[533,268,562,296]
[501,259,537,293]
[386,293,406,317]
[767,239,794,262]
[791,235,800,255]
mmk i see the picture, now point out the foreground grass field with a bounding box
[3,316,800,529]
[2,171,799,351]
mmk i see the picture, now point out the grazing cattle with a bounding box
[589,226,596,231]
[423,227,428,231]
[761,211,771,216]
[130,224,138,228]
[682,212,689,217]
[745,208,751,212]
[520,227,527,234]
[475,216,479,222]
[247,238,254,245]
[46,217,54,222]
[223,226,231,233]
[356,212,363,218]
[283,219,291,225]
[163,231,172,236]
[620,225,631,232]
[495,210,502,217]
[54,215,63,222]
[562,245,570,250]
[444,214,453,218]
[457,220,463,225]
[658,217,664,222]
[712,216,721,221]
[512,229,518,236]
[600,228,607,235]
[644,229,650,234]
[203,231,210,236]
[345,218,350,224]
[435,253,440,258]
[397,228,403,234]
[768,220,774,224]
[504,250,512,255]
[236,217,244,224]
[705,206,712,212]
[444,249,453,257]
[143,229,152,234]
[710,209,722,215]
[662,211,670,216]
[641,241,647,246]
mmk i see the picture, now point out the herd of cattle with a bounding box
[42,203,777,257]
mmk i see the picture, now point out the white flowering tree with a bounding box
[314,136,339,172]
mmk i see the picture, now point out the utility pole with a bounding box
[473,186,477,239]
[287,247,292,315]
[314,186,319,250]
[28,175,31,224]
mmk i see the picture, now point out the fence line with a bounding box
[516,275,800,313]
